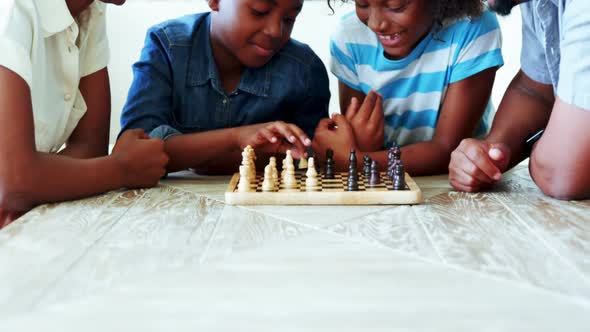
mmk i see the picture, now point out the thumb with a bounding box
[488,143,511,171]
[345,97,360,121]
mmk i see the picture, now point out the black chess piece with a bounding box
[369,160,380,186]
[362,155,372,178]
[347,149,359,191]
[387,144,401,180]
[324,148,335,179]
[393,161,407,190]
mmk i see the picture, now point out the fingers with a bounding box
[331,113,352,131]
[459,140,502,181]
[355,90,378,123]
[345,96,360,121]
[368,93,384,127]
[488,143,511,171]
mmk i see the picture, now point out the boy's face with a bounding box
[355,0,434,60]
[209,0,303,68]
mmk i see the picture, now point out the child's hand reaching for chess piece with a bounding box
[238,121,311,159]
[312,114,359,171]
[344,90,384,152]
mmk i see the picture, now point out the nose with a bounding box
[264,16,283,40]
[367,9,388,33]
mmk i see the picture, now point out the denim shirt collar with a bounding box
[187,13,270,97]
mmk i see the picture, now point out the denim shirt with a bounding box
[520,0,590,110]
[120,13,331,140]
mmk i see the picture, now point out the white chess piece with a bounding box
[262,164,275,192]
[305,157,318,189]
[237,165,252,192]
[282,150,294,181]
[269,157,278,184]
[298,157,308,169]
[283,163,297,189]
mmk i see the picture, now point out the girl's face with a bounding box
[210,0,303,69]
[355,0,434,60]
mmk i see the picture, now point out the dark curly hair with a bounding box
[327,0,485,27]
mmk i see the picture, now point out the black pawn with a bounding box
[347,149,359,191]
[324,148,335,179]
[362,155,372,178]
[393,161,407,190]
[369,160,381,186]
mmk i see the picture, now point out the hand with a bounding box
[237,121,311,159]
[312,114,358,171]
[0,210,23,229]
[111,129,169,189]
[449,138,511,192]
[345,90,384,152]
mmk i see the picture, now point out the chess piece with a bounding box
[262,164,275,192]
[282,150,294,179]
[305,157,319,189]
[237,165,252,192]
[362,155,372,178]
[307,147,319,172]
[347,149,359,191]
[298,157,308,169]
[283,163,297,189]
[369,160,381,186]
[324,148,335,179]
[393,161,407,190]
[269,157,278,184]
[241,148,255,181]
[387,144,401,181]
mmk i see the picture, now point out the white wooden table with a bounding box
[1,163,589,331]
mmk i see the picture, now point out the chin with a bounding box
[100,0,127,5]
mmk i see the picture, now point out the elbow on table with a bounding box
[529,156,590,201]
[0,172,33,213]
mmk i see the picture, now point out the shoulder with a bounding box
[438,10,500,41]
[1,0,36,34]
[146,12,208,47]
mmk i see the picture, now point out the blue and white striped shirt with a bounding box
[330,10,504,148]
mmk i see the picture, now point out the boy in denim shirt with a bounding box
[120,0,330,174]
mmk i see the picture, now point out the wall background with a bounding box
[106,1,522,142]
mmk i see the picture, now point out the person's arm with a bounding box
[0,67,168,218]
[59,68,111,158]
[529,98,590,199]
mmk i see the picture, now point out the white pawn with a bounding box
[283,163,297,189]
[237,165,252,192]
[298,157,308,169]
[305,157,319,189]
[262,164,275,192]
[269,157,279,184]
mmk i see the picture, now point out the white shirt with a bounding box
[0,0,109,153]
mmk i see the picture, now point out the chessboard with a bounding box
[225,171,423,205]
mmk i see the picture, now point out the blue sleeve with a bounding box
[557,0,590,110]
[449,11,504,84]
[119,26,181,140]
[285,54,330,138]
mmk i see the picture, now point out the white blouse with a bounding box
[0,0,109,152]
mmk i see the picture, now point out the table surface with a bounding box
[1,163,589,331]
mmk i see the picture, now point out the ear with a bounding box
[208,0,220,11]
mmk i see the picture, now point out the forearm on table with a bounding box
[163,128,242,173]
[0,153,124,213]
[486,71,554,168]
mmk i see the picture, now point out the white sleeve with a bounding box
[79,4,110,77]
[0,0,35,88]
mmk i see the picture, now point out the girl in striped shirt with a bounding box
[313,0,503,175]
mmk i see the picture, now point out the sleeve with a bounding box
[329,17,362,91]
[80,3,110,77]
[0,0,34,88]
[557,0,590,110]
[119,26,181,140]
[285,54,330,139]
[519,3,552,85]
[449,10,504,84]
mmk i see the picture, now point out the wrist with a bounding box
[106,154,127,189]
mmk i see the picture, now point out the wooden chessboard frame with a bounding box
[225,171,423,205]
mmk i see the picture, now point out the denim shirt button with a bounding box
[222,98,228,105]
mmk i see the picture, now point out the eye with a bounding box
[251,8,269,17]
[387,4,407,13]
[355,0,369,9]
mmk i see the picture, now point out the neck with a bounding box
[66,0,94,18]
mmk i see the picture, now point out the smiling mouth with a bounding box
[377,31,405,47]
[252,43,276,57]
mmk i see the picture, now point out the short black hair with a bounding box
[327,0,485,26]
